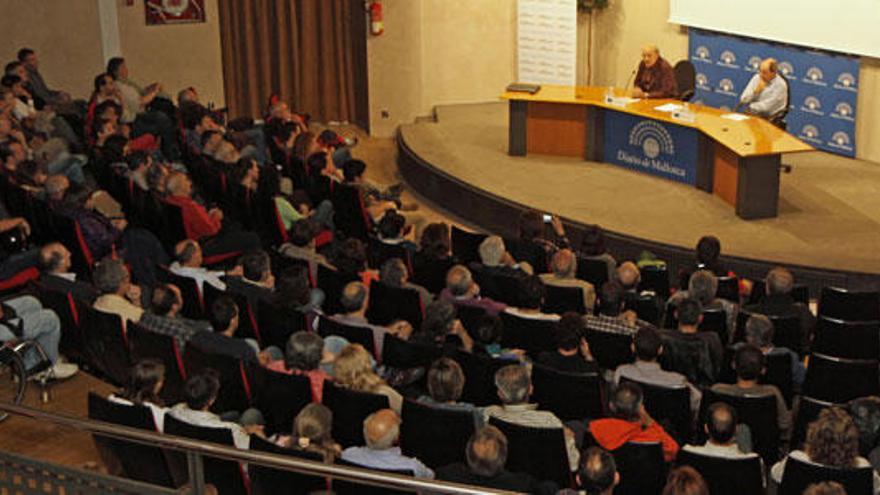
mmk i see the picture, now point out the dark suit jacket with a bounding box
[223,276,275,308]
[39,273,99,304]
[190,331,258,363]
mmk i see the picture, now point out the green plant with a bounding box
[577,0,610,12]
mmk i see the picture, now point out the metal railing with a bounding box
[0,402,514,494]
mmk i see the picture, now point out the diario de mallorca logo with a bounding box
[717,50,739,68]
[778,61,795,79]
[746,56,762,73]
[803,67,826,86]
[616,121,687,179]
[801,96,823,115]
[693,46,711,63]
[715,78,737,96]
[834,73,857,92]
[828,131,853,152]
[695,73,711,91]
[831,102,855,121]
[799,124,822,144]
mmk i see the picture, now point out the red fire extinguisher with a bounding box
[369,1,384,36]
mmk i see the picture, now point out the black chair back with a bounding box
[128,322,187,405]
[367,239,413,276]
[87,392,177,488]
[447,350,507,406]
[542,284,586,315]
[250,365,313,435]
[381,334,441,370]
[700,307,729,345]
[316,265,359,316]
[32,282,86,363]
[675,449,763,495]
[748,280,809,305]
[532,364,604,421]
[779,453,873,495]
[80,306,131,386]
[584,329,634,371]
[331,184,371,241]
[183,344,252,414]
[201,284,261,344]
[160,201,189,249]
[255,300,307,351]
[333,459,416,495]
[450,226,487,265]
[791,396,837,450]
[673,60,696,101]
[621,378,692,444]
[366,281,423,328]
[812,316,880,360]
[638,265,670,300]
[804,353,879,403]
[400,399,475,469]
[819,286,880,322]
[764,351,794,408]
[489,417,571,488]
[248,435,327,495]
[455,305,490,334]
[715,276,740,304]
[323,383,389,448]
[576,257,609,294]
[500,312,558,358]
[702,388,779,464]
[163,414,249,495]
[611,442,667,495]
[412,255,455,295]
[475,271,526,307]
[317,315,378,360]
[161,268,204,319]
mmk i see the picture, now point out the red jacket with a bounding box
[589,417,679,461]
[164,195,221,240]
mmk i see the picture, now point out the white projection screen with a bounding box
[669,0,880,58]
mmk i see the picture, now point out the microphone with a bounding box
[624,69,637,91]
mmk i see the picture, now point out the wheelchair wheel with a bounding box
[0,344,27,422]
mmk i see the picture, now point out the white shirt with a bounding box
[739,74,787,118]
[168,404,250,450]
[169,262,226,292]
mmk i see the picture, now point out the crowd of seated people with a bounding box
[4,44,880,495]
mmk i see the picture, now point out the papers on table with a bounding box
[654,103,684,113]
[605,96,640,107]
[721,113,751,121]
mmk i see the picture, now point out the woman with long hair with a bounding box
[275,403,342,463]
[333,344,402,414]
[771,407,880,491]
[109,359,168,431]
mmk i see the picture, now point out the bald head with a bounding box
[39,242,71,273]
[642,44,660,67]
[760,58,778,83]
[44,174,69,202]
[363,409,400,450]
[341,281,368,313]
[616,261,640,290]
[765,266,794,295]
[551,249,577,278]
[446,264,475,297]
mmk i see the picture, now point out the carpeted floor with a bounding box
[399,102,880,275]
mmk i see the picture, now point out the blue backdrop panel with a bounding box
[603,109,699,186]
[689,29,859,157]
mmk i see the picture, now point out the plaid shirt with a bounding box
[139,313,211,348]
[583,313,642,336]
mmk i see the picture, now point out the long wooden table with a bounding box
[502,85,813,219]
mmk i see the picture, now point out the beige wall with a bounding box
[116,0,225,107]
[367,0,517,136]
[0,0,224,106]
[0,0,103,99]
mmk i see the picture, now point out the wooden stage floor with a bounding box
[398,102,880,290]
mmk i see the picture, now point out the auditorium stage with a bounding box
[397,102,880,292]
